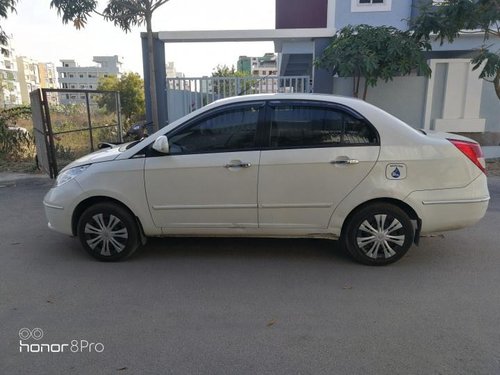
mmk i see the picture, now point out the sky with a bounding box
[3,0,276,77]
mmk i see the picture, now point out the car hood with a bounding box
[61,145,123,172]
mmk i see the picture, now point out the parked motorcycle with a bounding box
[124,121,151,141]
[98,121,151,149]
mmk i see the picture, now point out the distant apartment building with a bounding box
[1,36,61,107]
[57,55,122,104]
[237,53,278,93]
[237,56,253,74]
[237,53,278,76]
[37,62,58,105]
[16,56,41,104]
[16,58,59,105]
[166,61,190,91]
[0,39,22,108]
[38,62,57,89]
[166,61,185,79]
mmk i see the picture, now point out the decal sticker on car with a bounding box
[386,163,407,180]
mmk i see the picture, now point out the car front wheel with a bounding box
[343,203,415,266]
[77,202,140,261]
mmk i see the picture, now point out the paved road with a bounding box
[1,176,499,375]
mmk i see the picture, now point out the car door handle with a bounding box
[224,161,252,168]
[331,158,359,165]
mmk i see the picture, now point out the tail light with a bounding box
[448,139,486,175]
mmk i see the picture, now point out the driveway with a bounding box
[1,175,499,375]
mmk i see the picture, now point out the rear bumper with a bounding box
[405,174,489,234]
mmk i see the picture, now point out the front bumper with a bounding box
[43,179,84,236]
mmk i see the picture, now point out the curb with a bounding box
[0,173,49,183]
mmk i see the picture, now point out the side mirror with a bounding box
[152,135,170,154]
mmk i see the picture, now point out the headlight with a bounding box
[55,165,91,187]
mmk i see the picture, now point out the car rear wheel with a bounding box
[77,202,140,261]
[343,203,414,266]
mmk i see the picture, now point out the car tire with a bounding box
[343,203,414,266]
[77,202,141,261]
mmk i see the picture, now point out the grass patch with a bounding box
[0,156,39,173]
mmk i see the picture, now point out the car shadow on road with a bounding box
[131,237,353,264]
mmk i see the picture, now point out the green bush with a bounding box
[0,106,35,161]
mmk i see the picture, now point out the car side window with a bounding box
[343,115,378,144]
[169,105,260,154]
[269,104,377,148]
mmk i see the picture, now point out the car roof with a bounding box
[209,93,366,108]
[118,93,424,160]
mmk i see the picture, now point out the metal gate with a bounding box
[30,88,122,178]
[30,89,56,178]
[166,75,311,123]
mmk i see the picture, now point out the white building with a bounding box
[166,61,185,79]
[166,61,190,91]
[237,53,278,77]
[237,53,279,94]
[0,38,22,108]
[38,62,57,89]
[16,56,41,104]
[253,53,278,77]
[57,55,122,104]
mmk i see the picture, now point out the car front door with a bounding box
[258,101,380,229]
[145,102,264,229]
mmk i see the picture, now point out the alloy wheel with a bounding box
[356,214,406,260]
[84,213,129,256]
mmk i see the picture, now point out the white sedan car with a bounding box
[43,94,489,265]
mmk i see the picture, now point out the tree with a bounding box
[315,24,432,100]
[211,64,254,96]
[0,0,17,48]
[410,0,500,100]
[97,72,145,123]
[50,0,171,131]
[211,65,244,77]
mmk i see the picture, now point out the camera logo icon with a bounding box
[19,328,44,340]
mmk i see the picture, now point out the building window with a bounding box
[79,74,84,78]
[351,0,391,12]
[69,74,74,78]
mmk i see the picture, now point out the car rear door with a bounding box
[258,100,380,229]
